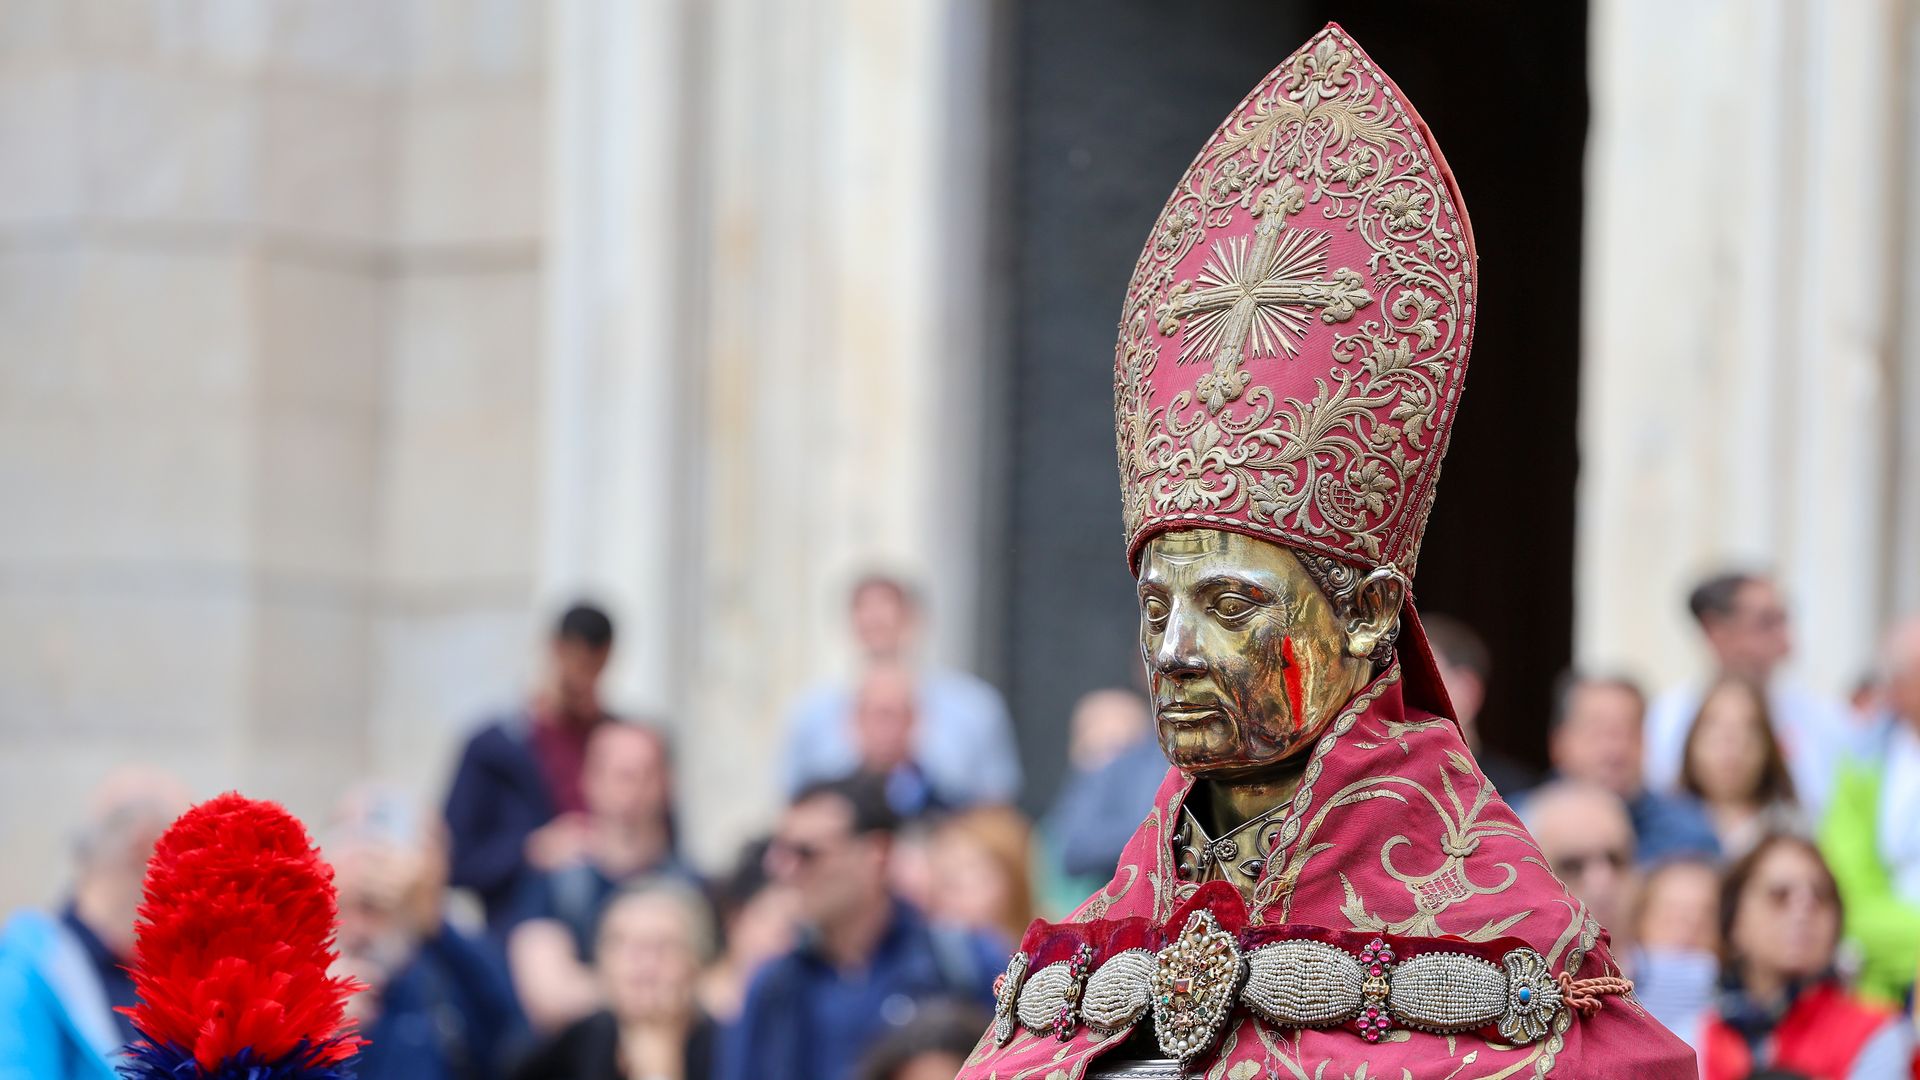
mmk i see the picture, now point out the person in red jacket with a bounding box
[1699,833,1913,1079]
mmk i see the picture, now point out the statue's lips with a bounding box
[1157,704,1224,726]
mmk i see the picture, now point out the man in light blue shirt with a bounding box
[782,575,1021,806]
[0,770,186,1080]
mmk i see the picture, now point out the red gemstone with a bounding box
[1369,965,1382,976]
[1172,976,1194,994]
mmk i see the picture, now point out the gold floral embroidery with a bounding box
[1115,26,1473,574]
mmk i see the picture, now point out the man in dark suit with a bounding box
[443,602,617,931]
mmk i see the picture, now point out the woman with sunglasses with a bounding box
[1698,834,1913,1079]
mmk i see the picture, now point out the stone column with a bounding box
[1893,4,1920,622]
[0,1,553,911]
[1580,0,1912,694]
[0,3,404,902]
[679,0,1000,858]
[539,0,697,712]
[368,0,551,801]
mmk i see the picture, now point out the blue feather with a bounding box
[119,1040,359,1080]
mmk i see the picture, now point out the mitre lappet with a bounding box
[957,23,1696,1079]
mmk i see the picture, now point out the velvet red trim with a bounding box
[1020,881,1528,974]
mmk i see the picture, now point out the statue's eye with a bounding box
[1213,594,1256,620]
[1142,595,1170,627]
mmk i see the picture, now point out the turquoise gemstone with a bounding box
[1517,987,1532,1004]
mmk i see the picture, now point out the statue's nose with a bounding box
[1154,610,1207,680]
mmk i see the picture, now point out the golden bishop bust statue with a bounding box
[1140,528,1403,897]
[956,24,1697,1080]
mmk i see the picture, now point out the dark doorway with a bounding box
[991,3,1589,811]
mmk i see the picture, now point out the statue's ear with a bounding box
[1344,568,1407,660]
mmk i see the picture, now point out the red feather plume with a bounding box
[123,793,365,1070]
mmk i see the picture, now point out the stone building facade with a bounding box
[3,0,1918,913]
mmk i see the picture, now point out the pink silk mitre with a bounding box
[1115,21,1477,580]
[956,648,1697,1079]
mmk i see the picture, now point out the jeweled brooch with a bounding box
[1149,911,1245,1063]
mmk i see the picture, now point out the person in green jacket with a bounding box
[1818,615,1920,1006]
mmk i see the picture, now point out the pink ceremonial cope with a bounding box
[957,622,1697,1080]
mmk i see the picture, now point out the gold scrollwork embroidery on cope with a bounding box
[1333,748,1530,940]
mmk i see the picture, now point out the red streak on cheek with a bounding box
[1282,634,1306,731]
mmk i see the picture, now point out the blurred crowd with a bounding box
[1456,572,1920,1080]
[4,569,1920,1080]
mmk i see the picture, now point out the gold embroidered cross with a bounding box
[1156,184,1371,413]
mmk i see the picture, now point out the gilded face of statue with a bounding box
[1137,529,1378,776]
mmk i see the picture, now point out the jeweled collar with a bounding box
[1171,799,1291,895]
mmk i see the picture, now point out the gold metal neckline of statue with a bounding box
[1173,798,1292,893]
